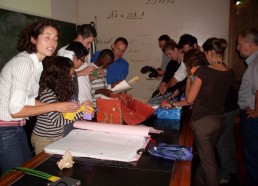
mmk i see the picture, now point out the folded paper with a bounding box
[62,105,94,120]
[111,76,139,93]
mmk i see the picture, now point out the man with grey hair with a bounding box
[237,27,258,186]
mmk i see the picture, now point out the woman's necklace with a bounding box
[211,61,223,65]
[209,61,228,71]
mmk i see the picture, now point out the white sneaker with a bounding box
[219,177,230,184]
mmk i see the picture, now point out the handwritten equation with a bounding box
[145,0,175,5]
[107,10,144,20]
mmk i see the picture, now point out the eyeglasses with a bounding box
[77,56,86,63]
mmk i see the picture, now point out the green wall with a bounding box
[0,8,76,70]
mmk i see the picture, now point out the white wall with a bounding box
[76,0,230,100]
[51,0,76,23]
[0,0,230,100]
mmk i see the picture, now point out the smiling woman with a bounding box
[0,19,80,176]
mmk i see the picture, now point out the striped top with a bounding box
[90,64,108,106]
[0,51,43,121]
[33,88,83,137]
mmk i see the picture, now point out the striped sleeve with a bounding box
[40,89,83,127]
[9,55,34,114]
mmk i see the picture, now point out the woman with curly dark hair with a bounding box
[183,49,209,98]
[31,56,83,155]
[0,20,80,175]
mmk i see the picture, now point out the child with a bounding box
[31,56,83,155]
[90,49,114,106]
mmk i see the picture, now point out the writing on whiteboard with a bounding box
[145,0,175,5]
[107,10,145,20]
[96,38,113,45]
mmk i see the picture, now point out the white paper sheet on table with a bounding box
[44,121,162,162]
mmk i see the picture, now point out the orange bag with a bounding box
[110,94,155,125]
[96,98,123,124]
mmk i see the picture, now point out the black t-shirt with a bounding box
[191,66,235,121]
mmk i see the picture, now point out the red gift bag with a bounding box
[96,98,123,124]
[110,94,155,125]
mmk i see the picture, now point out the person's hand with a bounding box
[97,69,105,78]
[81,100,94,113]
[81,100,93,108]
[80,66,97,76]
[53,102,80,113]
[161,100,172,109]
[245,106,258,118]
[156,68,164,76]
[159,83,167,95]
[171,89,180,98]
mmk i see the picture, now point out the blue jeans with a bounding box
[0,126,31,176]
[217,109,239,177]
[240,111,258,186]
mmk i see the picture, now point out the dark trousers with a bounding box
[191,115,225,186]
[0,126,31,176]
[240,111,258,186]
[217,109,239,177]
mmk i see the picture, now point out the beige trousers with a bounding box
[31,133,62,155]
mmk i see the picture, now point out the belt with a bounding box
[0,119,26,127]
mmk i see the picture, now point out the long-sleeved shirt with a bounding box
[33,88,83,137]
[0,51,42,121]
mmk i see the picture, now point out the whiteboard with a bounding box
[77,0,230,100]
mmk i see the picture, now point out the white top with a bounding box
[58,45,91,64]
[77,62,93,103]
[57,45,67,56]
[174,60,187,82]
[0,51,43,121]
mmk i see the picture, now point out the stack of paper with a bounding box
[44,121,162,162]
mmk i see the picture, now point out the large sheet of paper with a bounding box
[44,122,162,162]
[73,121,162,137]
[45,129,148,162]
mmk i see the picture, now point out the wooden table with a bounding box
[0,108,193,186]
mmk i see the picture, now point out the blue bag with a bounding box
[155,106,182,120]
[149,143,193,161]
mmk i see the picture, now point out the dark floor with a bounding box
[191,118,246,186]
